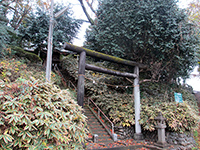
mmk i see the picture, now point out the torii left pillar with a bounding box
[77,51,86,107]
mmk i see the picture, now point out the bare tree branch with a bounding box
[76,19,90,23]
[125,77,133,84]
[78,0,95,25]
[14,6,31,30]
[85,0,97,16]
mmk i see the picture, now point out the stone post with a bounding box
[93,134,98,143]
[155,112,168,148]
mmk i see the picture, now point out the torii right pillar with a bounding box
[134,66,143,140]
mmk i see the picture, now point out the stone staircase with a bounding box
[83,102,147,150]
[84,105,113,144]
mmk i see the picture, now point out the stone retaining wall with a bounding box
[114,126,135,139]
[167,132,196,150]
[115,126,196,149]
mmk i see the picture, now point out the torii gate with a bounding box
[64,42,147,140]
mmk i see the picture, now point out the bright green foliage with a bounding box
[18,4,82,55]
[85,0,199,82]
[61,56,199,133]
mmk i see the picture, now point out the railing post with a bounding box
[112,124,114,135]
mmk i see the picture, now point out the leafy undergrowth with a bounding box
[0,58,61,84]
[93,90,199,133]
[0,58,88,149]
[61,55,199,133]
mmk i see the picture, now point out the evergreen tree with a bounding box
[0,1,14,57]
[18,4,82,55]
[85,0,199,82]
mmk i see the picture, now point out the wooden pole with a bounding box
[64,42,147,69]
[77,51,86,107]
[85,64,137,78]
[133,66,143,140]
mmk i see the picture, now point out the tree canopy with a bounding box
[85,0,199,82]
[0,1,14,57]
[18,3,82,55]
[0,1,82,60]
[188,0,200,70]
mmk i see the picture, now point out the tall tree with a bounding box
[1,0,46,30]
[188,0,200,71]
[0,1,14,57]
[18,3,82,56]
[0,0,46,57]
[85,0,199,82]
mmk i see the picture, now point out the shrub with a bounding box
[11,46,42,63]
[0,58,61,84]
[140,101,199,133]
[0,78,88,149]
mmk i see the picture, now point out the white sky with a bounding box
[57,0,200,91]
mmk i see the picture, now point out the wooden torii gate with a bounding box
[64,42,147,140]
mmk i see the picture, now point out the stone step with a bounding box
[87,116,99,119]
[89,126,104,129]
[98,134,111,138]
[89,126,106,130]
[87,121,101,125]
[92,131,108,135]
[90,128,107,131]
[87,117,98,120]
[88,120,101,123]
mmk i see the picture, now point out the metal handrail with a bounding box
[88,98,114,135]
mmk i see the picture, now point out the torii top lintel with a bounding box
[64,42,147,69]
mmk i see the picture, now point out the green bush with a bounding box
[0,78,88,149]
[140,101,199,133]
[93,92,199,133]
